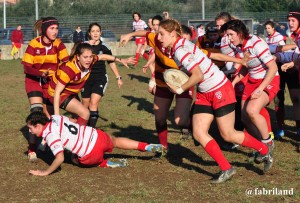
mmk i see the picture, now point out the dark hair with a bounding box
[221,19,249,39]
[215,12,232,23]
[86,22,102,41]
[26,111,50,126]
[152,15,163,23]
[132,12,141,19]
[264,20,275,28]
[181,24,192,37]
[69,42,93,61]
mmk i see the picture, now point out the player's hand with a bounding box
[281,62,294,72]
[117,78,123,88]
[148,78,156,95]
[29,169,49,176]
[106,159,128,168]
[241,51,250,67]
[119,34,132,47]
[251,88,263,99]
[120,57,135,68]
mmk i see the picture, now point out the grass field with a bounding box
[0,59,299,202]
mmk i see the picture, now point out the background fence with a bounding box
[1,11,290,38]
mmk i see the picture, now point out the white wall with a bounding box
[0,41,136,60]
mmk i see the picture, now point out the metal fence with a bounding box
[1,11,289,38]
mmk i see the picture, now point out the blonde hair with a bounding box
[34,18,43,35]
[159,19,182,37]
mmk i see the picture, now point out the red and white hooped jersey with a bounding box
[171,38,228,93]
[266,31,285,53]
[220,35,236,71]
[132,20,147,39]
[227,35,278,79]
[40,115,98,157]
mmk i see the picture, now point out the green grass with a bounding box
[0,59,299,202]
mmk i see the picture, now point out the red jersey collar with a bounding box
[268,30,276,38]
[241,36,250,52]
[171,37,183,56]
[39,122,50,137]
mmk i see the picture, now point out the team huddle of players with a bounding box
[23,10,300,183]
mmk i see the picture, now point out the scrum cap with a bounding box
[41,17,59,37]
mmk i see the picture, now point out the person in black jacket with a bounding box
[73,25,84,43]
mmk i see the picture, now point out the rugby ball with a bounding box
[163,69,189,88]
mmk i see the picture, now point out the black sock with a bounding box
[89,111,99,128]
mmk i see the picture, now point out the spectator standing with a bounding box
[11,25,24,59]
[73,25,84,43]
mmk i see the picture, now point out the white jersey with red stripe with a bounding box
[132,20,147,39]
[266,31,285,53]
[228,35,278,79]
[41,115,98,157]
[220,35,237,71]
[172,38,228,93]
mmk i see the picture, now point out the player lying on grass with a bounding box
[26,111,166,176]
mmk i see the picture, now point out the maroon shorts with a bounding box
[155,85,193,99]
[195,80,237,110]
[78,130,114,166]
[47,94,80,110]
[135,37,146,45]
[242,76,280,102]
[25,75,49,99]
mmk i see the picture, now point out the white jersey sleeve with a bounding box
[173,38,227,92]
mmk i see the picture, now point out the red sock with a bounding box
[204,139,231,171]
[138,142,148,151]
[142,52,149,60]
[156,122,168,148]
[77,117,88,126]
[28,143,36,153]
[99,160,108,168]
[135,53,140,66]
[242,131,268,155]
[260,108,272,132]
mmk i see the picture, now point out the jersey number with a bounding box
[64,123,78,135]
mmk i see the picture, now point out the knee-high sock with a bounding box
[242,131,268,155]
[137,142,148,151]
[135,53,140,66]
[204,139,231,171]
[260,108,272,133]
[89,111,99,128]
[156,122,168,148]
[142,52,149,60]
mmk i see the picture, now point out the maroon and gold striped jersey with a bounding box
[22,36,69,77]
[48,57,93,97]
[146,32,178,87]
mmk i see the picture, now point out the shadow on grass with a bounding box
[127,73,149,84]
[121,95,153,114]
[107,122,264,178]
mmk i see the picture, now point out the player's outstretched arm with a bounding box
[119,30,148,47]
[29,152,64,176]
[97,54,135,68]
